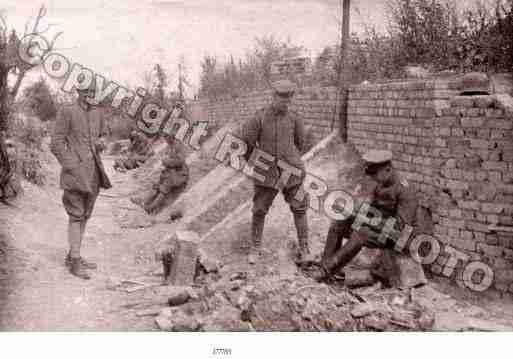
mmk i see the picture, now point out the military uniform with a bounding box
[114,131,154,171]
[238,80,309,260]
[134,138,189,214]
[51,101,111,279]
[319,150,421,283]
[154,140,189,195]
[51,103,112,220]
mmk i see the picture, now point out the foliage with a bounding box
[199,35,304,99]
[21,77,57,121]
[6,110,45,185]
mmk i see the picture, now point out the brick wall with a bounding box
[191,86,339,144]
[347,79,513,296]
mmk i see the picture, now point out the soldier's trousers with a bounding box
[252,183,308,216]
[62,186,99,258]
[321,216,398,273]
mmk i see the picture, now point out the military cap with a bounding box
[460,72,490,95]
[271,79,297,95]
[362,149,393,164]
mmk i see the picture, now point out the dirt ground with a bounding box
[1,136,513,331]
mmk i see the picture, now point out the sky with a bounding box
[1,0,472,96]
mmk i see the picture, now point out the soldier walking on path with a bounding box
[50,84,112,280]
[238,80,310,263]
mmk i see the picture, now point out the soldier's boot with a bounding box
[321,221,344,264]
[248,212,266,263]
[321,237,364,281]
[69,257,91,280]
[65,253,97,270]
[293,212,310,263]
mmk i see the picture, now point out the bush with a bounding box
[22,77,57,122]
[7,111,45,185]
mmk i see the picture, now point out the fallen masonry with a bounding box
[153,270,437,331]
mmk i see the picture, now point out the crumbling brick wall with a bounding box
[347,79,513,297]
[193,86,339,144]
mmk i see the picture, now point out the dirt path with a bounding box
[0,155,162,330]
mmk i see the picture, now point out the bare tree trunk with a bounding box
[0,64,12,199]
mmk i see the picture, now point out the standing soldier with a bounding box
[312,150,424,284]
[238,80,309,263]
[51,84,112,280]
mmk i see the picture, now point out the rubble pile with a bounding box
[153,269,435,331]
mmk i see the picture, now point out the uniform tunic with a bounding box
[154,141,189,194]
[238,107,308,214]
[51,103,111,221]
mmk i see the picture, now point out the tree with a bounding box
[22,76,57,121]
[198,36,305,99]
[176,54,191,101]
[0,5,62,200]
[154,63,168,104]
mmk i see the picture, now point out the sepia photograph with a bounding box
[0,0,512,357]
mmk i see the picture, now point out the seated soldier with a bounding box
[114,130,154,172]
[312,150,423,283]
[132,132,188,215]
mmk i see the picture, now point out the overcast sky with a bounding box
[2,0,475,96]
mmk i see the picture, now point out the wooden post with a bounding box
[333,0,351,140]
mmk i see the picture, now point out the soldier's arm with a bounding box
[238,110,262,161]
[294,114,307,154]
[50,107,75,170]
[397,182,418,228]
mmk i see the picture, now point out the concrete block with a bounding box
[168,231,200,286]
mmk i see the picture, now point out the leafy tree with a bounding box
[22,76,57,121]
[198,35,305,99]
[1,5,62,199]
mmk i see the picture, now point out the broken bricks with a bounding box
[155,307,202,331]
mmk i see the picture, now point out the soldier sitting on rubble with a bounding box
[131,130,188,215]
[113,130,154,172]
[311,150,426,285]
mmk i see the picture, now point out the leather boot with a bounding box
[324,237,364,275]
[293,212,310,262]
[251,212,266,248]
[65,253,97,270]
[248,212,266,264]
[69,257,91,280]
[321,222,342,264]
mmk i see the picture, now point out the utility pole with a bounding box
[332,0,350,140]
[178,62,184,102]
